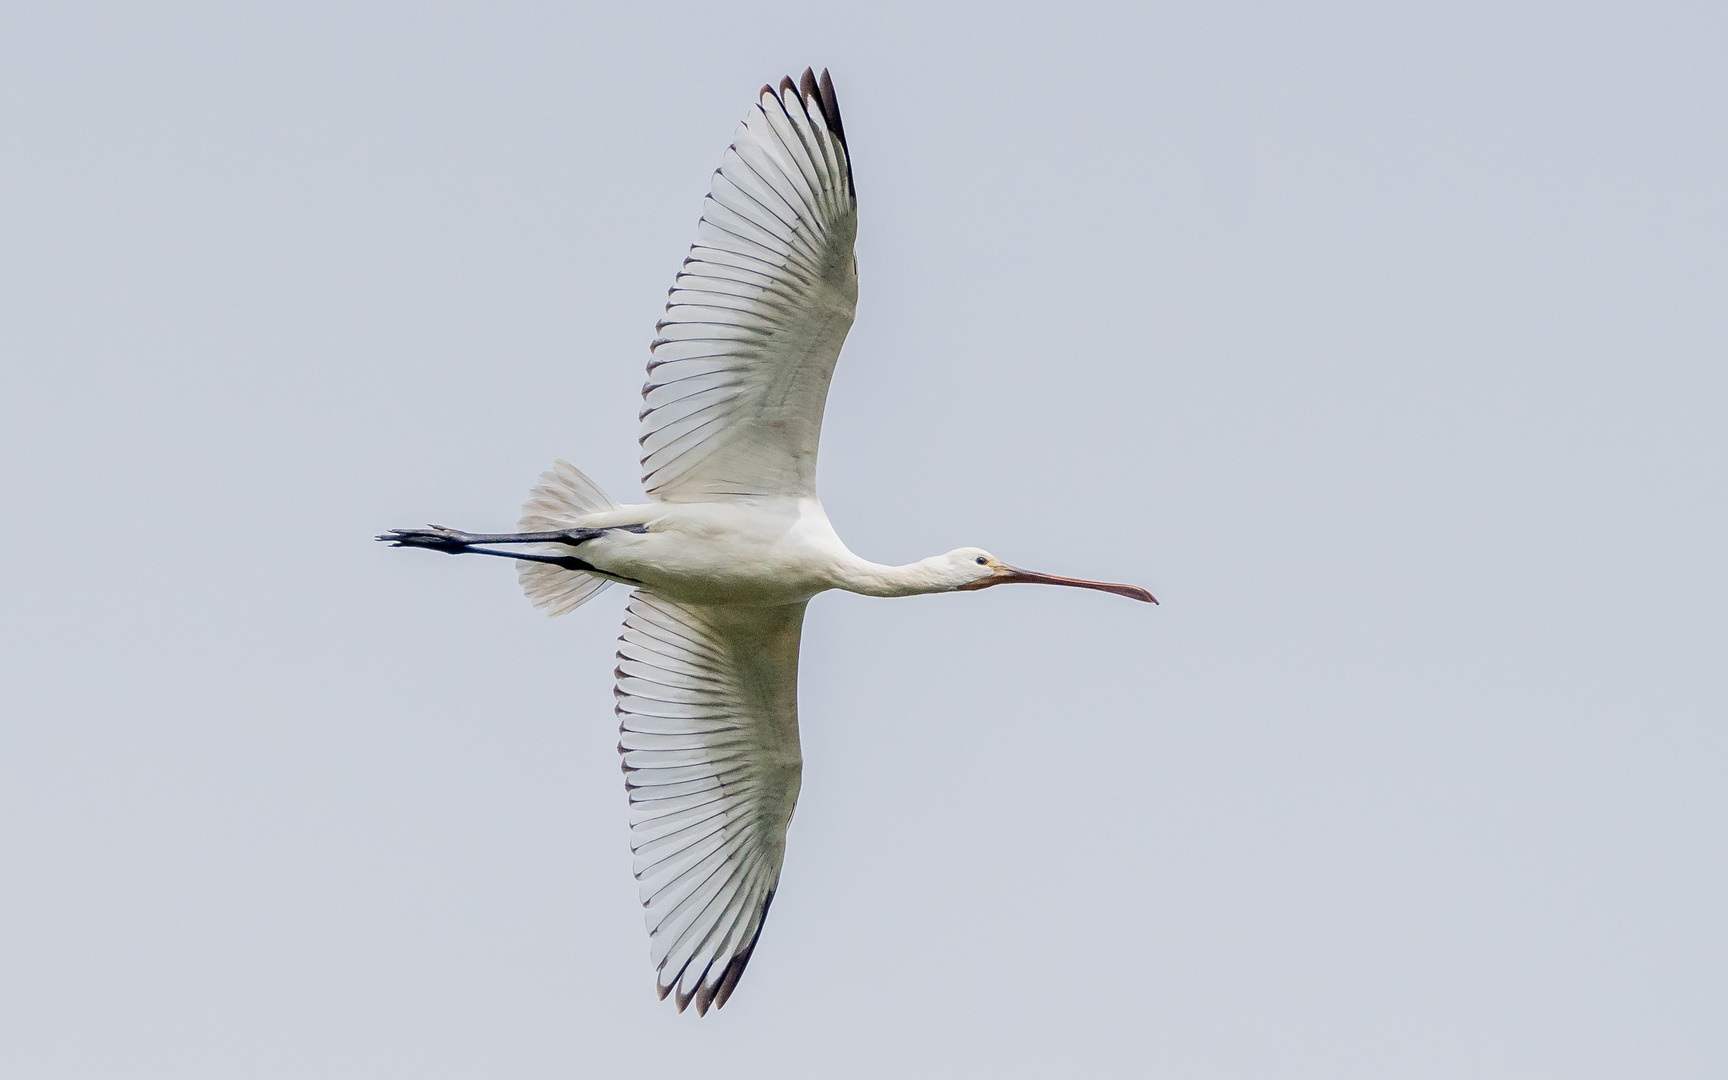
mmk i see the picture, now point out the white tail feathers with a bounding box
[517,460,618,617]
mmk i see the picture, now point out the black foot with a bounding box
[377,525,476,554]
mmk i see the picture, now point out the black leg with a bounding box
[453,546,604,573]
[377,524,645,584]
[376,525,606,553]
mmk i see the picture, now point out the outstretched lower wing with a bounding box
[640,69,858,503]
[615,592,807,1013]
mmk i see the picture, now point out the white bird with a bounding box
[382,69,1155,1015]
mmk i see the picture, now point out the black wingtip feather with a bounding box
[817,70,848,153]
[815,69,853,197]
[711,888,776,1011]
[694,972,719,1016]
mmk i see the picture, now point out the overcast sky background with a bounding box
[2,2,1724,1076]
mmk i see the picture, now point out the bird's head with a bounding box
[939,548,1157,603]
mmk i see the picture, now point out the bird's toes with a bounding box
[378,526,470,553]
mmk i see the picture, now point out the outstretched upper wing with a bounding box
[640,69,858,503]
[615,591,806,1014]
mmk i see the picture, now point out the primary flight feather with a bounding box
[382,69,1154,1015]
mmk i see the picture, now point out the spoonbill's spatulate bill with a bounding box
[382,69,1155,1015]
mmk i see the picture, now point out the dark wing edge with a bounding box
[616,592,806,1014]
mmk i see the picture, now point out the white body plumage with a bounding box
[536,496,1005,606]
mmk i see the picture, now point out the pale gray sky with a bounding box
[2,2,1724,1076]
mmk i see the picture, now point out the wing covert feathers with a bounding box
[642,68,858,503]
[616,592,806,1013]
[515,460,616,616]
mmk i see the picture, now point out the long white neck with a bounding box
[830,554,959,598]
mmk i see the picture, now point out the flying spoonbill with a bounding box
[382,69,1156,1014]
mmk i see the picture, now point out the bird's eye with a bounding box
[975,556,988,565]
